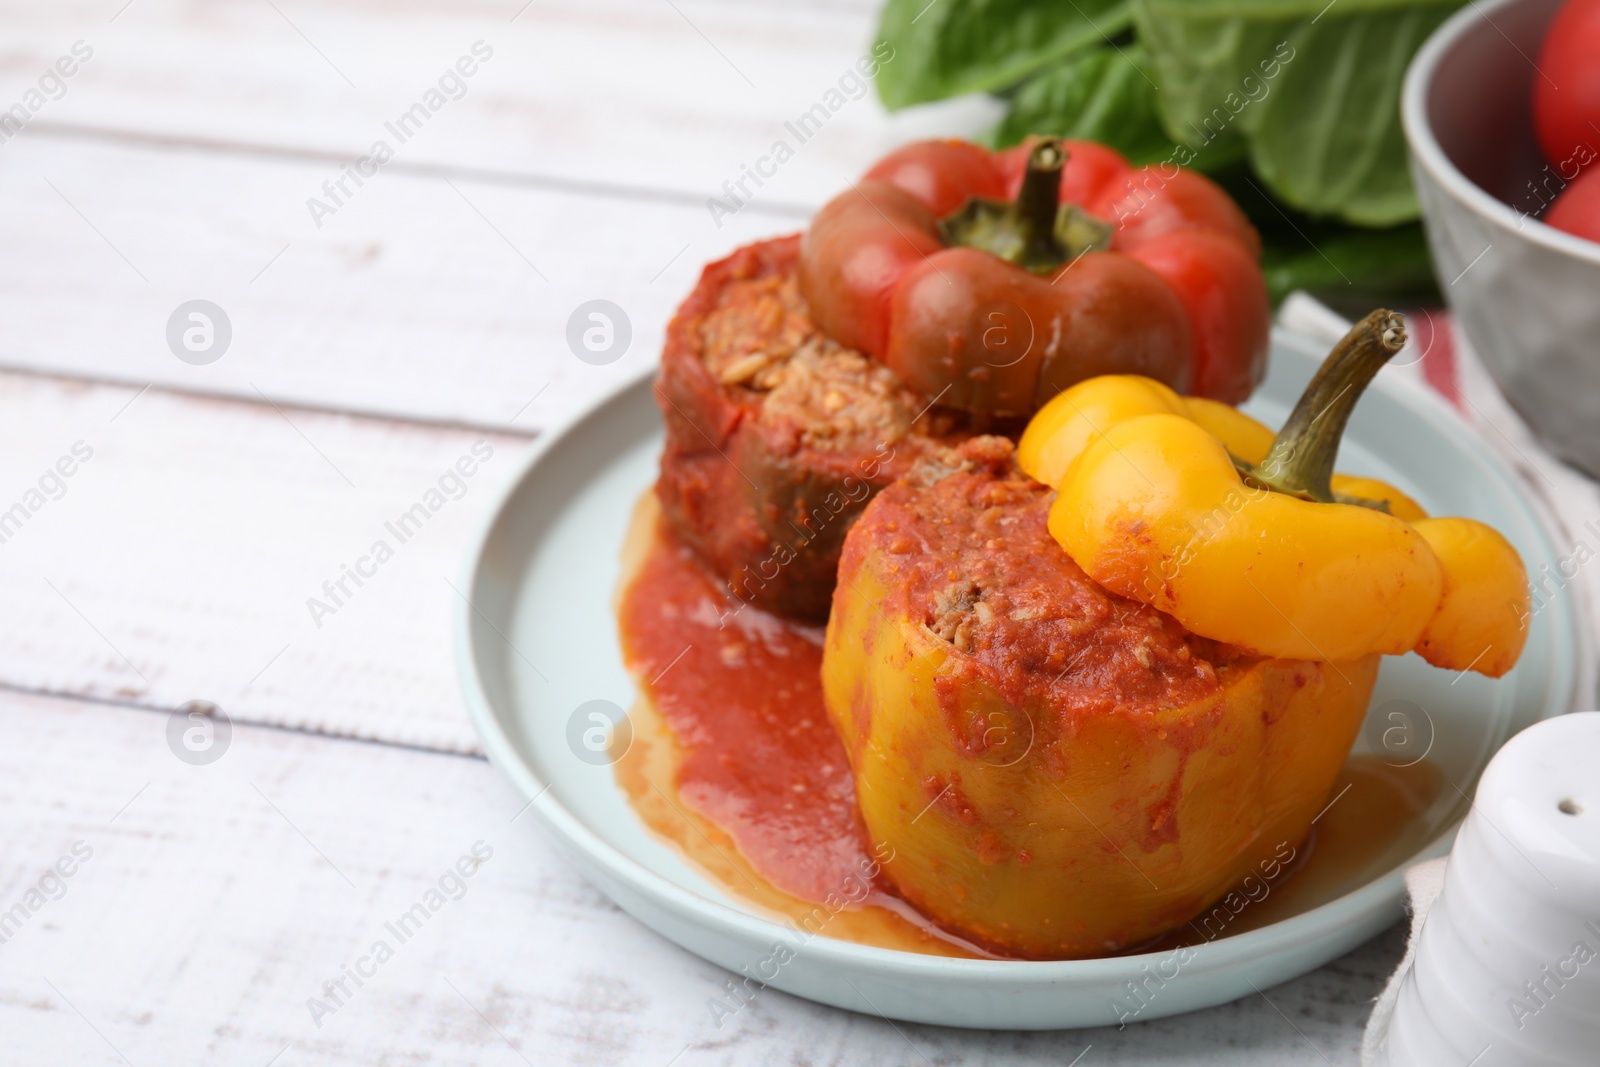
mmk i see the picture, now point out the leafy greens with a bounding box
[872,0,1466,301]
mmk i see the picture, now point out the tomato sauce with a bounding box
[619,503,860,902]
[616,491,992,956]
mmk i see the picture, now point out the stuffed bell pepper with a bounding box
[822,311,1529,957]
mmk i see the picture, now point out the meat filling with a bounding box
[654,236,967,620]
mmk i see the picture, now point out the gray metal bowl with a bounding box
[1403,0,1600,476]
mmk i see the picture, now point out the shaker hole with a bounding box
[1558,798,1582,816]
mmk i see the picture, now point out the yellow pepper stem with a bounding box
[1251,310,1408,503]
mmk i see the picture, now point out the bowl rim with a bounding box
[453,338,1578,991]
[1402,0,1600,266]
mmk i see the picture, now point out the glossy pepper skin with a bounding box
[1020,311,1530,677]
[1016,378,1428,521]
[822,447,1378,958]
[798,137,1270,415]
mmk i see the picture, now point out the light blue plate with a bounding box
[455,331,1579,1029]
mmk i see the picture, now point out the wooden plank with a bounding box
[0,0,1002,429]
[0,0,996,430]
[0,370,525,752]
[0,690,1401,1065]
[0,133,791,429]
[1,0,999,207]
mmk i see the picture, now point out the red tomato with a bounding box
[1533,0,1600,174]
[1545,165,1600,242]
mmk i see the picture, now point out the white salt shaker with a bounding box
[1377,712,1600,1066]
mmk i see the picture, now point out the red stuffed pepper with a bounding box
[798,137,1270,415]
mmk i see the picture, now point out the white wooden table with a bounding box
[1,2,1593,1063]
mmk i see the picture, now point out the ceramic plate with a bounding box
[455,331,1579,1029]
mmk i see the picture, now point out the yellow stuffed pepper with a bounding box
[822,311,1529,958]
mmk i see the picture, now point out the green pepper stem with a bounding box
[1015,139,1065,262]
[1250,310,1408,502]
[936,137,1110,275]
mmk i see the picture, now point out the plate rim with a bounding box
[454,332,1580,993]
